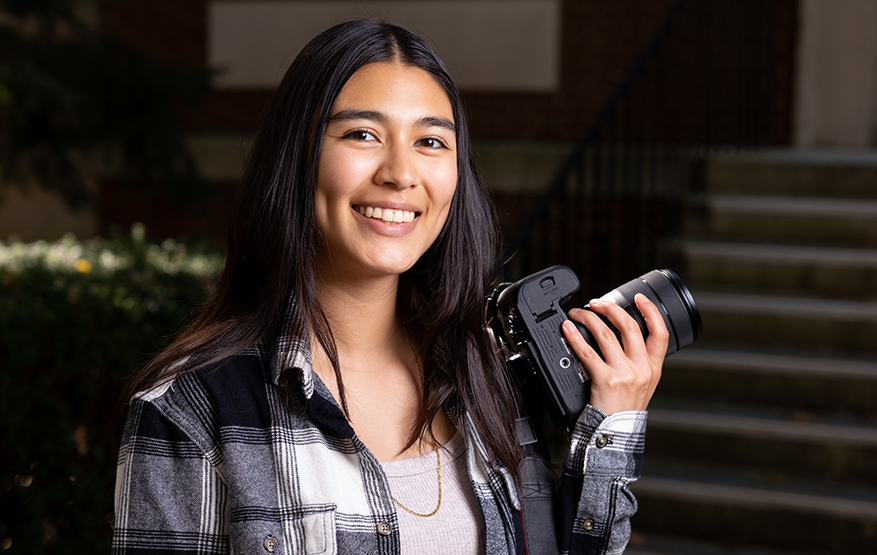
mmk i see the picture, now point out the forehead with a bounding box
[331,62,454,121]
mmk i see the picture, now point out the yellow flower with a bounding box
[74,259,92,273]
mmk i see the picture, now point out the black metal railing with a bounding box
[495,0,794,300]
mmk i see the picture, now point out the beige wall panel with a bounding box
[795,0,877,147]
[209,0,559,92]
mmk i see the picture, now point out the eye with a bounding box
[344,129,377,142]
[416,137,449,150]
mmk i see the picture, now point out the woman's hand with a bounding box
[561,294,669,415]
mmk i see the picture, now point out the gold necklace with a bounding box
[391,328,442,518]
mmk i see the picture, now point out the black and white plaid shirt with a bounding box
[113,312,648,554]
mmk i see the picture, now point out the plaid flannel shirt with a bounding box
[113,314,647,555]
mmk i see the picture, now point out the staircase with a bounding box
[627,150,877,554]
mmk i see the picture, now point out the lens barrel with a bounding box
[573,269,703,357]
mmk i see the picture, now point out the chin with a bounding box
[358,254,422,277]
[368,261,418,277]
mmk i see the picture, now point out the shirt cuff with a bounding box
[566,405,648,477]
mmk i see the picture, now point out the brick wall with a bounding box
[97,0,797,241]
[101,0,796,142]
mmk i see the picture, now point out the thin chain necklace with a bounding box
[391,327,442,518]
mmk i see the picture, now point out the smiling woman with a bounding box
[113,19,666,555]
[315,62,458,281]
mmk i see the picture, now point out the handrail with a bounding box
[499,0,686,268]
[494,0,790,298]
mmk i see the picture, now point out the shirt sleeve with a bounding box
[556,405,647,555]
[113,397,230,554]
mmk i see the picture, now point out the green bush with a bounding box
[0,225,222,553]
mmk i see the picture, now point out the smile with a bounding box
[355,205,416,223]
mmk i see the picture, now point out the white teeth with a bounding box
[356,206,416,223]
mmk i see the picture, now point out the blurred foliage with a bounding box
[0,0,213,206]
[0,225,223,553]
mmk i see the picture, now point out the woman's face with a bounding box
[315,62,458,281]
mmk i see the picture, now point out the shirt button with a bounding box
[377,522,392,536]
[263,536,279,552]
[595,434,609,448]
[582,518,595,531]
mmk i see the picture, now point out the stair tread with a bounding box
[706,194,877,217]
[711,148,877,167]
[693,290,877,320]
[626,533,826,555]
[648,406,877,447]
[665,347,877,380]
[681,241,877,267]
[634,465,877,520]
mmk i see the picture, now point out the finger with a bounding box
[560,315,606,377]
[634,294,670,363]
[565,308,647,415]
[565,306,627,366]
[634,294,667,398]
[586,298,649,363]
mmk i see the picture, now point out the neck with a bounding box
[312,263,456,460]
[315,268,404,358]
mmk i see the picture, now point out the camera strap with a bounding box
[517,416,560,555]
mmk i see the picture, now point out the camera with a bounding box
[487,266,703,426]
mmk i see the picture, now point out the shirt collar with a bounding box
[267,298,317,399]
[264,297,519,507]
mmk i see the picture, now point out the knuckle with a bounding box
[567,333,591,353]
[654,326,670,341]
[620,319,640,335]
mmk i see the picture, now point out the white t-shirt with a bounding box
[381,431,485,554]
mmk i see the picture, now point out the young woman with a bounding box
[113,20,668,555]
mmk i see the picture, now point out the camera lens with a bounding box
[575,269,703,357]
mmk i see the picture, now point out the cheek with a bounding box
[316,153,346,202]
[434,167,458,219]
[422,168,457,248]
[314,162,344,240]
[315,152,362,219]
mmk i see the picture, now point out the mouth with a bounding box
[354,205,417,223]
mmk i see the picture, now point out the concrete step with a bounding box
[632,465,877,554]
[684,195,877,248]
[660,348,877,419]
[645,405,877,486]
[692,291,877,356]
[706,149,877,198]
[655,149,877,554]
[676,241,877,301]
[626,531,827,555]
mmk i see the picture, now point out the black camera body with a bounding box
[487,266,702,427]
[487,266,588,426]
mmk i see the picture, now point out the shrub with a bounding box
[0,225,222,553]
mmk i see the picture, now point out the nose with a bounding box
[375,140,418,189]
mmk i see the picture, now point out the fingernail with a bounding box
[635,293,651,303]
[589,298,602,307]
[569,308,583,316]
[562,320,575,332]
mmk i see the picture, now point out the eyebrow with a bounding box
[328,109,456,133]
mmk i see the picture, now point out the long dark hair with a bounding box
[124,20,522,477]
